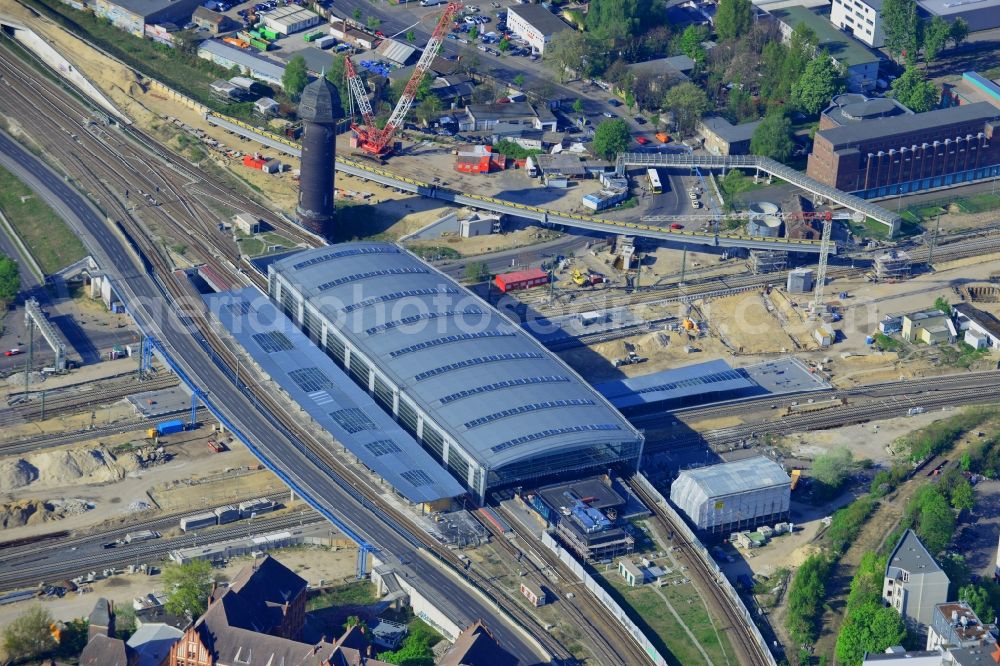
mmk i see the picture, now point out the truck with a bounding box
[315,35,337,49]
[180,512,218,532]
[148,419,185,438]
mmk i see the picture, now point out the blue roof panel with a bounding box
[203,288,465,503]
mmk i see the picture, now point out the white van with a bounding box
[420,0,446,6]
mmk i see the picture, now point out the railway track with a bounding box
[627,475,774,666]
[0,508,321,589]
[474,506,652,666]
[0,374,178,425]
[0,43,574,662]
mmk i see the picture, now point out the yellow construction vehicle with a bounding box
[790,469,802,490]
[571,268,587,286]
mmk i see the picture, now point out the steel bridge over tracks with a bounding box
[617,152,902,236]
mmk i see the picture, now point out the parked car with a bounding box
[635,116,646,124]
[4,349,20,357]
[602,111,615,118]
[670,223,684,230]
[608,99,622,107]
[636,136,648,144]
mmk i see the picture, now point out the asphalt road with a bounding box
[0,130,547,665]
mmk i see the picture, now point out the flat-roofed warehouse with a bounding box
[268,243,644,500]
[670,456,791,535]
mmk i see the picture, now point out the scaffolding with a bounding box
[748,249,788,275]
[874,250,911,281]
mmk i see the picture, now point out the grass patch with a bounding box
[847,215,918,240]
[718,170,765,201]
[408,245,461,260]
[938,341,990,368]
[616,196,639,209]
[0,166,87,274]
[891,406,991,462]
[872,332,903,352]
[955,192,1000,215]
[306,581,378,611]
[378,617,443,665]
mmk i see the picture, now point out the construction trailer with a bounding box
[874,249,911,281]
[494,268,549,293]
[748,249,788,275]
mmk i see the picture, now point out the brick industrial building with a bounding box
[806,102,1000,198]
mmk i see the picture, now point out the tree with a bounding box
[406,30,416,43]
[282,56,309,99]
[661,82,709,137]
[162,559,214,618]
[593,119,631,159]
[625,90,636,111]
[922,16,951,63]
[786,554,831,644]
[891,66,938,112]
[114,604,137,640]
[513,74,525,88]
[585,0,658,42]
[715,0,753,41]
[366,16,381,30]
[469,25,478,40]
[835,602,907,665]
[499,37,510,52]
[913,487,956,554]
[352,7,361,21]
[949,17,968,48]
[464,261,489,282]
[544,30,599,82]
[2,606,56,663]
[792,53,846,115]
[960,452,972,471]
[57,619,89,660]
[810,447,855,490]
[882,0,921,62]
[750,110,795,161]
[679,25,709,62]
[325,54,353,116]
[934,296,950,313]
[0,254,20,306]
[572,98,584,114]
[959,584,995,623]
[950,478,974,512]
[414,94,442,125]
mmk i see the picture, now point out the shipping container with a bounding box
[156,419,185,436]
[239,497,276,518]
[180,512,218,531]
[249,38,270,51]
[494,268,549,293]
[214,505,240,524]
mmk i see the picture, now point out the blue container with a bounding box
[866,336,875,345]
[156,419,185,436]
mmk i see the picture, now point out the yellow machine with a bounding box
[571,268,587,286]
[147,428,157,438]
[790,469,802,490]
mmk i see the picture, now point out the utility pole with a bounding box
[927,213,942,267]
[680,246,688,284]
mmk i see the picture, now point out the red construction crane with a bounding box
[345,1,462,158]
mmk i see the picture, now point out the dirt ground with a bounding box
[405,224,562,258]
[0,424,285,541]
[0,546,359,627]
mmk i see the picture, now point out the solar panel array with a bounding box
[288,367,333,393]
[365,308,482,336]
[390,331,516,359]
[413,352,544,382]
[343,287,458,313]
[635,369,747,395]
[318,267,428,292]
[330,408,377,434]
[226,301,252,316]
[491,423,623,454]
[464,398,595,430]
[439,375,570,405]
[365,439,402,456]
[252,331,295,354]
[401,469,435,487]
[292,245,400,270]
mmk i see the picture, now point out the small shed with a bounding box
[619,559,649,587]
[814,326,834,347]
[519,581,546,607]
[254,97,279,115]
[234,213,261,234]
[375,38,417,66]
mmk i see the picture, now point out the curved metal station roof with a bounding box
[269,243,641,472]
[204,288,465,503]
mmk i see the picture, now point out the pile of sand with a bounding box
[0,498,92,528]
[0,445,144,492]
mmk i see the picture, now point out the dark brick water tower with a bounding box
[296,76,343,238]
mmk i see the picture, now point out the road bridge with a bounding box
[205,112,833,254]
[618,152,902,236]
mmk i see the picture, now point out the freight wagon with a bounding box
[214,505,240,525]
[180,512,218,532]
[124,530,161,544]
[239,497,277,518]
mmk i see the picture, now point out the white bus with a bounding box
[646,168,662,194]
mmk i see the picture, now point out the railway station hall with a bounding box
[230,242,643,501]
